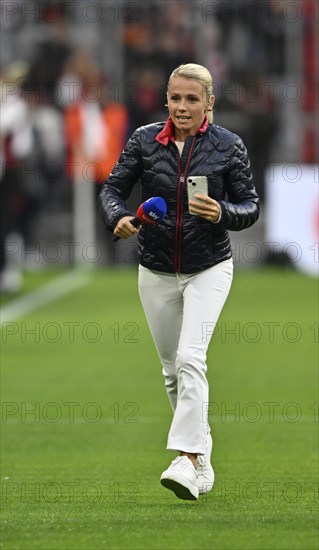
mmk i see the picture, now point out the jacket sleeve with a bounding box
[216,137,260,231]
[99,128,143,231]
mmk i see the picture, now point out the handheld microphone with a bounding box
[113,196,167,241]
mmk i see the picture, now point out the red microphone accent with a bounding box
[136,204,156,224]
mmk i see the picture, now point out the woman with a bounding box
[99,64,259,500]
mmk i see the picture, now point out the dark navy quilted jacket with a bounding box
[99,117,260,274]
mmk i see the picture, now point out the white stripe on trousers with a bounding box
[138,258,233,455]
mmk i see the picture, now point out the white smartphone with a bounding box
[187,176,208,215]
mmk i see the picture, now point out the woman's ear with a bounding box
[207,95,215,111]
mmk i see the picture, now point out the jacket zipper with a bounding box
[174,137,196,272]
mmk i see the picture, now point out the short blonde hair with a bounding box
[167,63,214,123]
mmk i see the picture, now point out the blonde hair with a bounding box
[167,63,214,123]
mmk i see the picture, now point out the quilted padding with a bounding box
[99,121,260,274]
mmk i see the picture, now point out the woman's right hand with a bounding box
[113,216,139,239]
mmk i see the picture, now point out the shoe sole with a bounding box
[160,476,199,500]
[197,469,215,495]
[197,455,214,495]
[198,483,214,495]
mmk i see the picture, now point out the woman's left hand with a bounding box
[189,194,221,222]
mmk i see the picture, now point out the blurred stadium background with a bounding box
[0,0,318,285]
[0,2,318,549]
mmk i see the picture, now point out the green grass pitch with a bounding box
[1,266,318,549]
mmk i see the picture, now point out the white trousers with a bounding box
[138,259,233,455]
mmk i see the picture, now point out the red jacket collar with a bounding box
[155,116,209,145]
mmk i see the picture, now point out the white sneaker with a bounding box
[160,456,199,500]
[196,433,215,494]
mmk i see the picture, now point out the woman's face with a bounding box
[167,76,214,140]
